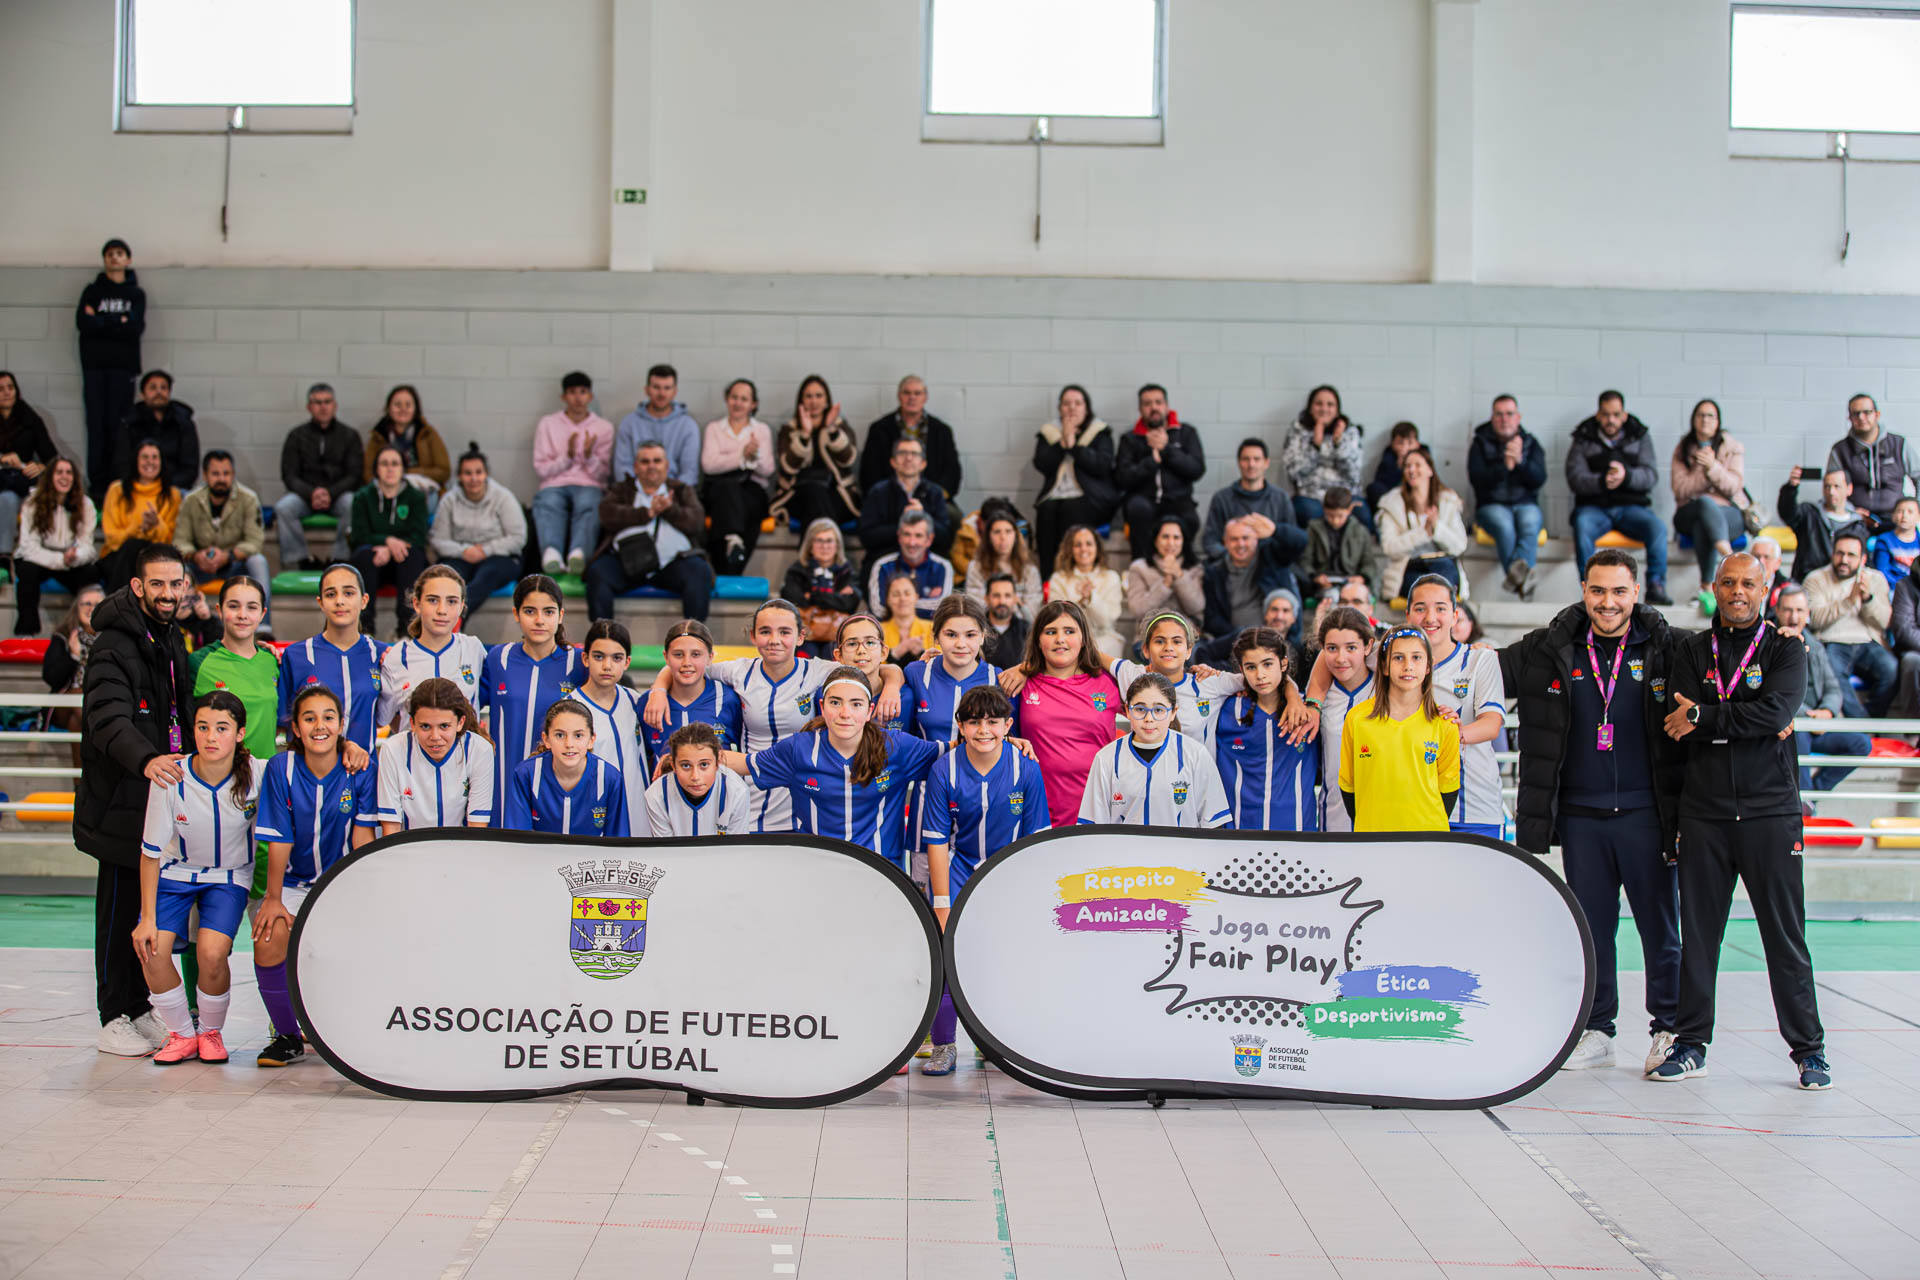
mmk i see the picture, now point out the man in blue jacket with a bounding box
[1468,395,1548,600]
[615,364,700,486]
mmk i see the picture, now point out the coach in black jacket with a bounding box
[76,546,195,1053]
[1497,547,1684,1071]
[1656,551,1827,1086]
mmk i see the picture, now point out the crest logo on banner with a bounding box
[1231,1033,1266,1077]
[559,858,665,981]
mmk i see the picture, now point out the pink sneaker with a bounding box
[152,1032,200,1065]
[197,1030,228,1064]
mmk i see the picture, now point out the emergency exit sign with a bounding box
[616,188,647,204]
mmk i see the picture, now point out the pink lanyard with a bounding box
[1709,622,1768,702]
[1584,628,1627,751]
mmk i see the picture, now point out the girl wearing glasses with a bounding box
[1076,672,1230,828]
[1338,627,1460,832]
[832,613,907,730]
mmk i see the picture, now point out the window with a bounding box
[1731,6,1920,133]
[117,0,355,133]
[923,0,1164,144]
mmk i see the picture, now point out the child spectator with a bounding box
[1874,496,1920,589]
[1299,487,1386,603]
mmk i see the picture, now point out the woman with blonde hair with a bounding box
[781,516,862,657]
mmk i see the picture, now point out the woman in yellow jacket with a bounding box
[100,438,181,588]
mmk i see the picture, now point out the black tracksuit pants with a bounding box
[94,860,151,1027]
[1674,814,1824,1061]
[1558,808,1679,1038]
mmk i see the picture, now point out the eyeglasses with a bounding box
[1127,704,1173,720]
[839,637,882,651]
[1849,408,1876,418]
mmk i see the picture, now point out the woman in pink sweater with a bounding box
[1001,599,1121,825]
[701,378,776,574]
[1669,398,1751,593]
[531,371,614,576]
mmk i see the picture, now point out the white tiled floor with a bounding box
[1,945,1915,1279]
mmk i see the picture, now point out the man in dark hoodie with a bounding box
[1115,383,1207,560]
[120,370,200,492]
[76,238,146,503]
[77,544,195,1057]
[1467,394,1548,599]
[1566,390,1672,604]
[1498,547,1684,1075]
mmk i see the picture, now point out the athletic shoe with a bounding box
[1646,580,1674,606]
[1501,560,1527,595]
[923,1043,958,1076]
[1644,1029,1676,1076]
[1649,1043,1707,1081]
[1519,565,1538,601]
[1695,589,1717,617]
[98,1015,156,1057]
[723,535,748,575]
[152,1032,200,1065]
[895,1061,910,1075]
[1559,1028,1614,1070]
[257,1033,306,1068]
[916,1035,932,1059]
[132,1009,169,1048]
[543,550,565,575]
[1797,1054,1833,1090]
[197,1029,228,1064]
[567,550,587,577]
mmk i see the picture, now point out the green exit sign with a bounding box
[616,188,647,204]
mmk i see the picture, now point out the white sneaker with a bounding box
[1644,1030,1676,1077]
[1559,1028,1614,1070]
[98,1015,155,1057]
[132,1010,169,1048]
[542,549,564,575]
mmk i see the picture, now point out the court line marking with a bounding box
[436,1092,579,1280]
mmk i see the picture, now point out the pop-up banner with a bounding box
[290,831,941,1106]
[947,827,1593,1108]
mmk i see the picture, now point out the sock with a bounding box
[931,991,957,1046]
[149,983,195,1038]
[196,988,231,1034]
[255,961,297,1038]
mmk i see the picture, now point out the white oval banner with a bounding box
[947,828,1594,1108]
[291,831,941,1106]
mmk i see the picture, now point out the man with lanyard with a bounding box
[1498,548,1683,1073]
[1654,552,1830,1090]
[1403,573,1505,837]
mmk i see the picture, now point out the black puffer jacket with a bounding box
[1565,414,1658,509]
[1670,618,1806,823]
[1497,602,1685,855]
[75,587,193,868]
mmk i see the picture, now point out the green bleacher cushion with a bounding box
[632,644,666,669]
[272,570,323,595]
[492,573,585,599]
[300,514,340,530]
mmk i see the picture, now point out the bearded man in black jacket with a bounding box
[1652,551,1830,1091]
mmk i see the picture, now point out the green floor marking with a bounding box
[1609,919,1918,972]
[0,895,254,952]
[984,1111,1017,1279]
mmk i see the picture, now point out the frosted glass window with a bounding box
[1731,7,1920,133]
[127,0,353,107]
[928,0,1160,118]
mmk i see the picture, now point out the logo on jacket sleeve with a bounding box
[561,858,663,981]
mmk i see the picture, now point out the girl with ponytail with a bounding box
[378,563,489,731]
[481,573,585,827]
[376,676,497,834]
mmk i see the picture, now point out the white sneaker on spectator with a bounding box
[132,1010,169,1048]
[1644,1030,1676,1076]
[542,549,565,575]
[1559,1028,1614,1070]
[98,1015,155,1057]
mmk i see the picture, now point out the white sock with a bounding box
[196,988,231,1033]
[149,983,194,1038]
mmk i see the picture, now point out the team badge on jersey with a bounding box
[337,790,354,814]
[460,664,474,684]
[591,805,607,830]
[1090,691,1109,712]
[559,682,575,694]
[1423,740,1439,765]
[241,798,257,819]
[1745,666,1763,690]
[1231,1033,1266,1077]
[1196,700,1211,718]
[1452,677,1470,699]
[1009,789,1025,816]
[875,768,892,792]
[1172,781,1189,806]
[796,692,814,717]
[1628,658,1645,682]
[561,858,663,981]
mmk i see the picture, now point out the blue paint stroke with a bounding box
[1334,965,1482,1005]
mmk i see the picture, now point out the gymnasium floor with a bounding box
[1,900,1915,1279]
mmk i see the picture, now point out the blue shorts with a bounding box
[154,879,249,940]
[1450,822,1503,841]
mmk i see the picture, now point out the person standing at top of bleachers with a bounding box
[1566,389,1673,605]
[615,363,700,487]
[276,383,361,569]
[76,239,145,505]
[1115,383,1206,562]
[1825,393,1916,525]
[532,371,613,579]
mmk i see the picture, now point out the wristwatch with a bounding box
[1686,704,1700,725]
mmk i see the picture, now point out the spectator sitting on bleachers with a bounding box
[769,374,860,531]
[431,443,528,619]
[1467,395,1547,599]
[586,440,713,624]
[1826,394,1914,525]
[173,449,271,635]
[781,517,862,657]
[13,457,99,637]
[1566,389,1672,605]
[1300,486,1386,603]
[615,364,699,487]
[1047,523,1124,655]
[1115,383,1206,562]
[1751,535,1792,618]
[699,378,774,576]
[532,371,614,578]
[1774,583,1873,807]
[1801,531,1894,717]
[1201,438,1294,563]
[966,501,1043,618]
[1281,384,1365,527]
[1377,447,1469,599]
[860,375,962,532]
[121,370,198,493]
[276,383,359,569]
[364,384,451,519]
[1266,586,1303,650]
[350,444,430,637]
[1669,400,1753,603]
[0,371,58,559]
[99,439,179,596]
[1030,384,1118,579]
[1203,514,1306,643]
[867,509,953,621]
[859,436,953,574]
[1365,421,1421,510]
[1125,515,1205,622]
[1873,496,1920,589]
[1778,465,1874,586]
[983,573,1030,669]
[42,582,103,768]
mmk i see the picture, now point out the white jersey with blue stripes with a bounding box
[644,772,754,838]
[1076,732,1231,829]
[376,730,495,830]
[139,756,258,887]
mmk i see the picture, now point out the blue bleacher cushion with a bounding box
[620,575,769,601]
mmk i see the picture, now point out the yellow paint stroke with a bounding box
[1056,866,1210,903]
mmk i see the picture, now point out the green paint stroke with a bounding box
[1304,997,1467,1041]
[983,1113,1017,1279]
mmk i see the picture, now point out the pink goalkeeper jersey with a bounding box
[1013,670,1122,826]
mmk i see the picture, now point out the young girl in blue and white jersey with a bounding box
[251,684,380,1068]
[1078,672,1231,829]
[644,722,754,837]
[502,699,630,837]
[377,564,489,730]
[132,691,257,1065]
[277,563,384,761]
[637,619,742,774]
[1215,628,1319,831]
[1103,611,1246,751]
[376,677,495,834]
[482,574,585,826]
[578,619,651,835]
[904,595,1000,746]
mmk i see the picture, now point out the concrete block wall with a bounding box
[2,269,1917,547]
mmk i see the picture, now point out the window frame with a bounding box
[114,0,357,135]
[1727,1,1920,160]
[920,0,1167,146]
